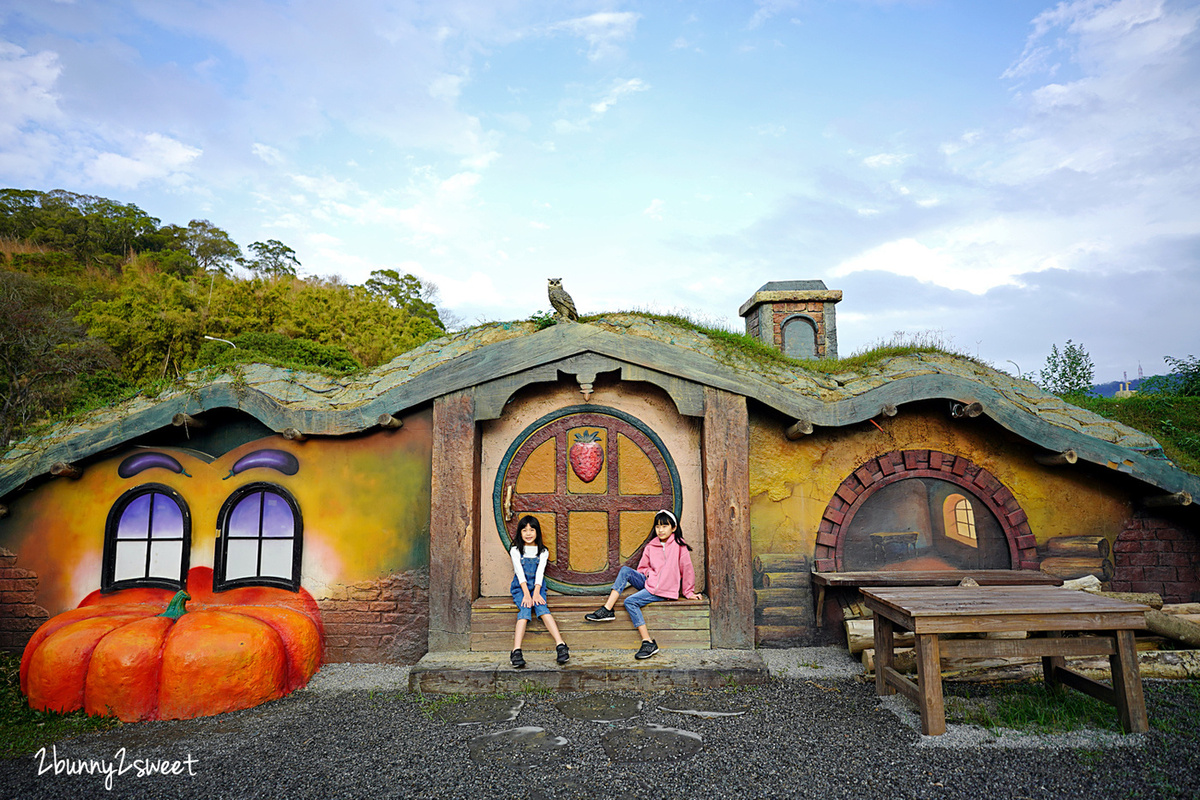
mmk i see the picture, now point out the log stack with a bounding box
[1038,535,1115,582]
[752,553,812,646]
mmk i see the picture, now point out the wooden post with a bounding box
[172,412,205,429]
[377,413,404,430]
[1143,491,1192,508]
[1035,450,1077,466]
[0,504,7,518]
[281,427,306,442]
[703,387,754,649]
[50,462,81,479]
[880,403,898,417]
[429,390,480,652]
[784,419,813,439]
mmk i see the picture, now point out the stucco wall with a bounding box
[478,378,704,597]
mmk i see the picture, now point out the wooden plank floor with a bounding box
[470,596,711,651]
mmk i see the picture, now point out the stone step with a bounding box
[409,648,769,694]
[470,596,711,651]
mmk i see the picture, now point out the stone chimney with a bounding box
[739,280,842,359]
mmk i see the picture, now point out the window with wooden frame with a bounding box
[942,493,978,548]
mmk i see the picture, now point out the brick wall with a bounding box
[769,302,827,355]
[0,548,50,654]
[315,567,429,664]
[1111,515,1200,603]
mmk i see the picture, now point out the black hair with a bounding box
[514,515,547,555]
[651,510,691,551]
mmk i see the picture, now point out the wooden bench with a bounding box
[812,570,1063,626]
[863,585,1149,736]
[469,596,710,651]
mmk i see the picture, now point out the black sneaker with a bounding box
[556,643,570,664]
[634,639,659,660]
[585,606,616,622]
[510,649,525,669]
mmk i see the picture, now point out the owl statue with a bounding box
[547,278,579,321]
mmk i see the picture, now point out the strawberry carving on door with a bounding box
[495,406,681,594]
[569,430,604,482]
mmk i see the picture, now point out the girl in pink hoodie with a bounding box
[584,509,702,659]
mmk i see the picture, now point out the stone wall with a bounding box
[0,548,50,654]
[315,567,429,664]
[1111,515,1200,604]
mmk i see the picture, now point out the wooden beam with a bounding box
[171,412,205,429]
[49,461,81,479]
[1035,449,1078,466]
[703,387,754,649]
[950,401,984,419]
[1143,491,1192,508]
[281,427,306,442]
[429,390,480,651]
[880,403,898,417]
[0,504,7,518]
[784,419,813,439]
[377,413,404,430]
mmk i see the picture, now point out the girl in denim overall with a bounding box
[509,515,570,668]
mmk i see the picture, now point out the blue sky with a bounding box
[2,0,1199,382]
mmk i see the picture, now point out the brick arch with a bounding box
[812,450,1038,572]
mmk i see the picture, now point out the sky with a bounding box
[2,0,1199,382]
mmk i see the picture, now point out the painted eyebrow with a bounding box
[117,452,189,478]
[223,449,300,479]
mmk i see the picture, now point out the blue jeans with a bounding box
[610,566,667,628]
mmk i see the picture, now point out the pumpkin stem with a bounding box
[159,590,191,620]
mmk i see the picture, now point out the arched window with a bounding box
[214,482,302,591]
[102,484,190,591]
[943,493,978,548]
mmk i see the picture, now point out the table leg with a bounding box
[1041,631,1066,691]
[814,586,825,628]
[914,633,946,736]
[874,615,896,697]
[1109,629,1149,734]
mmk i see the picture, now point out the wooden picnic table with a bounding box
[861,585,1150,736]
[811,569,1062,626]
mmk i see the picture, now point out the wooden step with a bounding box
[470,596,711,651]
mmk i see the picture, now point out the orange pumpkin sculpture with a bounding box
[20,567,323,722]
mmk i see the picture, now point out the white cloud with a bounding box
[548,12,641,61]
[86,133,201,188]
[556,77,649,133]
[643,198,664,221]
[252,142,285,165]
[862,152,909,168]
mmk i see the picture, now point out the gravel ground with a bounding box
[3,648,1199,800]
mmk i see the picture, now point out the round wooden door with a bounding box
[493,405,681,594]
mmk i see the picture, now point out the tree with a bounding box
[0,271,117,450]
[184,220,241,274]
[362,269,446,329]
[246,239,299,278]
[1037,340,1095,397]
[1141,355,1200,397]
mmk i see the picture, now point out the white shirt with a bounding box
[510,544,548,589]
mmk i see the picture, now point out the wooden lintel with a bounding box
[1144,491,1193,508]
[377,413,404,430]
[171,412,205,429]
[50,461,82,479]
[281,427,307,442]
[1035,449,1078,466]
[785,419,813,439]
[880,403,898,417]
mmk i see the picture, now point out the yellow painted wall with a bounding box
[749,404,1133,559]
[0,409,433,614]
